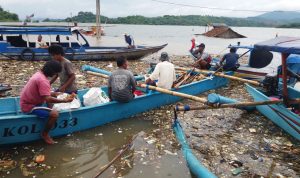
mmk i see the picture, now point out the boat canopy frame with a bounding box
[252,37,300,105]
[0,26,89,48]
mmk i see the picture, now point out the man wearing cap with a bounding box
[146,52,176,90]
[192,43,212,69]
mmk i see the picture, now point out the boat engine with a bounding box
[262,75,278,96]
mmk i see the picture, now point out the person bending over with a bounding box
[192,43,212,70]
[20,60,74,144]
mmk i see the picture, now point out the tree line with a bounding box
[0,6,19,22]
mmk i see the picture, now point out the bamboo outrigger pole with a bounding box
[176,98,300,111]
[138,84,208,103]
[176,67,261,86]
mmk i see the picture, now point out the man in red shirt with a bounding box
[20,60,73,144]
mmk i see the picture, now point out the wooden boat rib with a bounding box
[0,75,229,146]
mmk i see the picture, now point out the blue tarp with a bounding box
[254,37,300,54]
[287,54,300,64]
[0,26,72,35]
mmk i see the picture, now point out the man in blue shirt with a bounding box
[220,48,239,71]
[124,33,135,49]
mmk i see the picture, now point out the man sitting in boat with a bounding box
[124,33,135,49]
[219,47,240,71]
[48,45,77,94]
[108,57,136,103]
[192,43,212,70]
[36,35,48,48]
[20,60,74,144]
[145,52,176,90]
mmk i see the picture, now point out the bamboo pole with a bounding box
[138,84,208,103]
[86,71,109,79]
[176,67,261,86]
[176,98,300,111]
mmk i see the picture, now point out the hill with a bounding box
[57,12,268,27]
[0,6,19,22]
[248,11,300,26]
[255,11,300,21]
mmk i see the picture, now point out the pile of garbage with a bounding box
[177,81,300,177]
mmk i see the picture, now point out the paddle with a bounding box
[176,98,300,111]
[176,67,261,86]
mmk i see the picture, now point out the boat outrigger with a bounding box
[0,26,167,61]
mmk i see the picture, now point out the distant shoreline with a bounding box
[1,22,300,29]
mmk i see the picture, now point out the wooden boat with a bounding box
[245,37,300,141]
[0,26,166,61]
[0,73,229,146]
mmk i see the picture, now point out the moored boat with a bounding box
[0,73,229,146]
[0,26,166,61]
[246,37,300,141]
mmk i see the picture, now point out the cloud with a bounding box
[1,0,300,19]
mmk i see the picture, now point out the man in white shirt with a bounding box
[36,35,48,48]
[146,52,176,90]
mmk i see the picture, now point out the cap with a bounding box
[197,43,205,48]
[159,52,169,61]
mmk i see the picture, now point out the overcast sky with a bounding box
[1,0,300,19]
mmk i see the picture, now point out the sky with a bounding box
[1,0,300,19]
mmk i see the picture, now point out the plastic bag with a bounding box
[83,88,110,106]
[53,93,81,111]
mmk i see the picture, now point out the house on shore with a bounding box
[202,23,246,39]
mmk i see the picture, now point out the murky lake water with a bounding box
[1,23,300,178]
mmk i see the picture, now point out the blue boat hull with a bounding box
[0,76,228,146]
[0,44,167,61]
[246,84,300,141]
